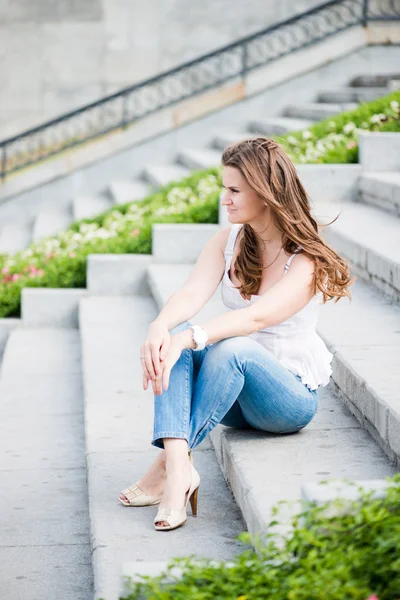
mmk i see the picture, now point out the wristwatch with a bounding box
[189,325,208,351]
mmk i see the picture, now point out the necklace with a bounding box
[262,246,283,270]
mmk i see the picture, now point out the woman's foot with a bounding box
[119,450,167,504]
[155,456,192,528]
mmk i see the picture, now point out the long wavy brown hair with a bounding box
[221,137,355,304]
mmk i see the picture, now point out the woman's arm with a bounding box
[174,253,316,349]
[152,290,207,331]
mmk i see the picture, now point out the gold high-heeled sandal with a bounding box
[118,451,193,507]
[154,463,200,531]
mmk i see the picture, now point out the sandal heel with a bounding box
[189,486,199,517]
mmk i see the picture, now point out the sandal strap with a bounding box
[121,483,144,500]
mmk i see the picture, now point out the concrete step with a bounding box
[108,179,152,206]
[317,87,390,103]
[32,209,73,242]
[0,328,92,599]
[72,193,113,221]
[79,295,244,600]
[212,130,250,151]
[177,148,221,170]
[357,171,400,216]
[350,74,400,87]
[21,288,88,328]
[86,253,153,295]
[147,262,397,537]
[152,223,219,263]
[249,117,313,135]
[0,223,32,254]
[0,318,21,364]
[142,164,191,188]
[322,201,400,302]
[284,102,358,121]
[359,131,400,172]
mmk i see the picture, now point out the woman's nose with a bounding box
[221,191,232,205]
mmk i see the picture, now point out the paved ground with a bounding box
[0,328,94,600]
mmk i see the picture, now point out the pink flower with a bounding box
[366,595,379,600]
[1,266,9,274]
[37,269,44,277]
[69,252,76,258]
[29,265,36,273]
[130,228,140,237]
[11,273,21,281]
[346,141,357,149]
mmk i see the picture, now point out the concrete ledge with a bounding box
[300,478,392,520]
[322,201,400,302]
[152,223,219,263]
[357,172,400,216]
[22,288,88,328]
[87,253,153,296]
[359,132,400,171]
[0,318,21,361]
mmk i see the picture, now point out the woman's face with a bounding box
[221,165,265,224]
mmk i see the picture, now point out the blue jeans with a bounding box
[152,320,319,449]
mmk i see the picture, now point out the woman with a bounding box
[118,137,354,531]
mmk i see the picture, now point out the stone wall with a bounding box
[0,0,320,138]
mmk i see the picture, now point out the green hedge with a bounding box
[278,90,400,164]
[0,91,399,319]
[119,474,400,600]
[0,169,221,318]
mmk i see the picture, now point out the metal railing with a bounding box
[1,0,399,180]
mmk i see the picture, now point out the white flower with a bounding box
[390,100,400,112]
[343,122,356,134]
[370,113,386,124]
[287,136,298,145]
[302,130,313,140]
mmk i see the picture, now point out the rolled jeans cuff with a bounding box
[151,431,189,449]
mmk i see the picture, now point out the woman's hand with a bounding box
[151,334,184,395]
[141,320,171,391]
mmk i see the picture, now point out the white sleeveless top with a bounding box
[221,224,333,391]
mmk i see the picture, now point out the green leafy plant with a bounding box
[116,474,400,600]
[277,91,400,164]
[0,169,221,318]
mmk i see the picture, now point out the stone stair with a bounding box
[0,327,93,600]
[79,295,244,600]
[0,73,397,256]
[146,260,398,534]
[357,171,400,215]
[1,184,399,597]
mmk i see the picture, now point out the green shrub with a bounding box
[119,474,400,600]
[277,90,400,164]
[0,169,221,318]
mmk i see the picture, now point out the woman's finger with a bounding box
[143,371,148,391]
[162,367,170,392]
[160,338,170,362]
[142,346,156,380]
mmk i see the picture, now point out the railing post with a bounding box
[362,0,368,27]
[0,144,6,182]
[121,92,129,129]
